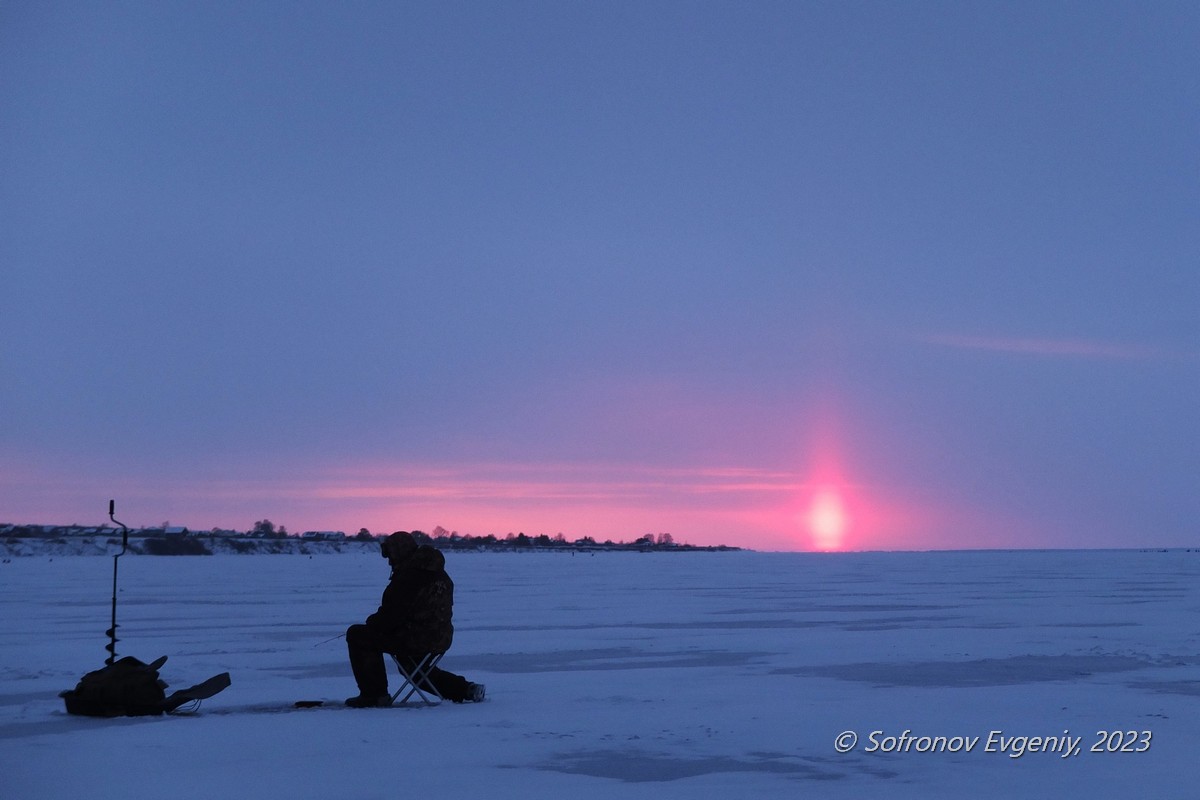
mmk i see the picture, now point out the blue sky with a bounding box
[2,1,1196,549]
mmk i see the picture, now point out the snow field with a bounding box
[2,550,1198,798]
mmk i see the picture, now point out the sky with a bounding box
[1,1,1196,551]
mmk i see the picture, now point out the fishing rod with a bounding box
[313,632,346,648]
[106,499,129,665]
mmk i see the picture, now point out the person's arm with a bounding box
[366,579,418,632]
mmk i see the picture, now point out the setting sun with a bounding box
[807,488,847,551]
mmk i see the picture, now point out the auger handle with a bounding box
[105,500,129,664]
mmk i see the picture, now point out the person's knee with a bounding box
[346,623,369,644]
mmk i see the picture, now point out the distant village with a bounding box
[0,520,740,555]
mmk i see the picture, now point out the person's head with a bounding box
[381,531,417,566]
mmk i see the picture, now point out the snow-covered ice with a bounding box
[2,550,1198,798]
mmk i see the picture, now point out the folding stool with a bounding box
[389,652,445,706]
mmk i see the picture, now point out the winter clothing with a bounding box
[365,544,454,655]
[346,624,473,702]
[380,530,417,561]
[346,540,479,704]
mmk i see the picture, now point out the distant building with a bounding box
[301,531,346,541]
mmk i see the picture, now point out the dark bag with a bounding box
[61,655,232,717]
[61,655,170,717]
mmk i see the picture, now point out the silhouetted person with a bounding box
[345,531,484,707]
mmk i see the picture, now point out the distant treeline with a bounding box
[0,522,740,554]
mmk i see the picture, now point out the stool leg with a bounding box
[390,654,445,706]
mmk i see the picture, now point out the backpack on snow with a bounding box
[61,655,231,717]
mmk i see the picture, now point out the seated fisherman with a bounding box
[345,531,485,707]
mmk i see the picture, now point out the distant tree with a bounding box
[252,519,276,537]
[656,533,674,546]
[432,525,451,539]
[355,528,373,541]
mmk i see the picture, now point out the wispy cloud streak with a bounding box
[307,462,811,506]
[917,333,1171,361]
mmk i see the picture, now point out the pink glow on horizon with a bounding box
[4,454,1004,552]
[4,460,831,549]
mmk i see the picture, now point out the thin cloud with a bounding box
[917,333,1170,361]
[308,462,811,506]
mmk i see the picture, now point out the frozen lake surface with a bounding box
[2,550,1198,798]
